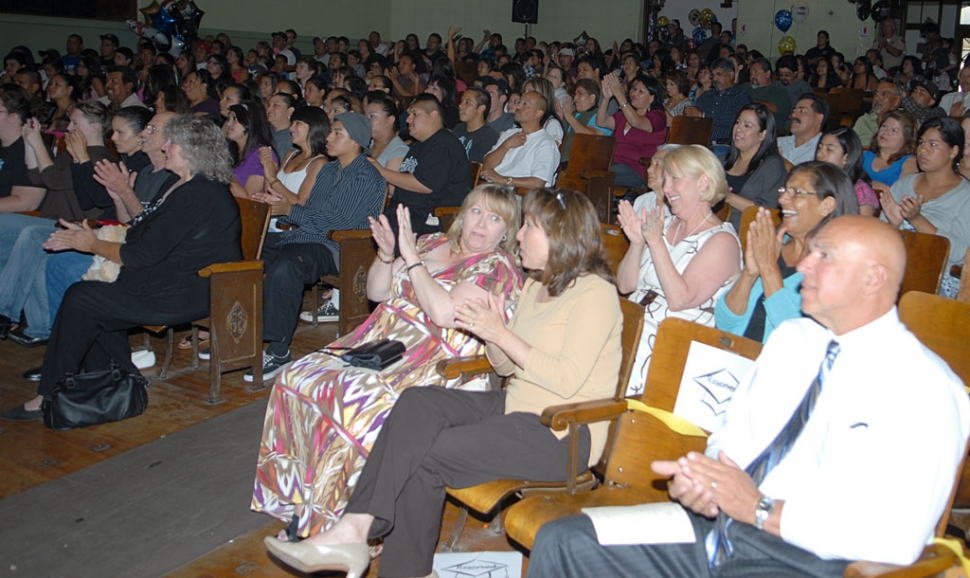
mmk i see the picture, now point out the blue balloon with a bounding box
[775,9,793,33]
[151,5,178,38]
[693,26,707,44]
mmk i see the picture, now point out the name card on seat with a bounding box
[673,341,756,434]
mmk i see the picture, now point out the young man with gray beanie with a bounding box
[248,112,386,381]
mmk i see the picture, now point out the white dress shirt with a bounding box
[707,310,969,565]
[490,127,561,186]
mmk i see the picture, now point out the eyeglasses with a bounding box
[778,186,817,198]
[144,124,159,134]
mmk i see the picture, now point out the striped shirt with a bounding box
[278,153,386,256]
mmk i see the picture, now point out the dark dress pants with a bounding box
[38,281,208,396]
[260,235,337,349]
[527,511,850,578]
[344,386,591,578]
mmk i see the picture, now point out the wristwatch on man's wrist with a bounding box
[506,177,514,186]
[754,495,774,530]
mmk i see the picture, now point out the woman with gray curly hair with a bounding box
[1,115,242,423]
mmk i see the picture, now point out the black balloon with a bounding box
[871,0,890,21]
[856,0,871,21]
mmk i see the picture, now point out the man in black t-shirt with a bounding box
[0,86,45,211]
[452,86,499,164]
[372,94,472,236]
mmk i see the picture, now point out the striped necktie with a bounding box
[707,339,841,567]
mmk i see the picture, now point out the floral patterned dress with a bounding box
[252,234,523,538]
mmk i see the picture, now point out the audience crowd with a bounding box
[1,16,970,578]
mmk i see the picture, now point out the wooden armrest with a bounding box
[541,398,628,431]
[436,355,493,379]
[950,264,962,279]
[581,170,613,180]
[18,211,41,217]
[198,260,264,277]
[843,544,957,578]
[329,229,373,242]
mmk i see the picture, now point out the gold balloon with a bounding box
[701,8,716,27]
[139,0,161,21]
[658,16,669,27]
[778,35,796,55]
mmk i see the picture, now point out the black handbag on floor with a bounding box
[42,364,150,431]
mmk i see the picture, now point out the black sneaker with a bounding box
[244,351,292,383]
[299,301,339,323]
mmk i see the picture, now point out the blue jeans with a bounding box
[41,252,95,340]
[611,162,646,188]
[0,213,49,273]
[0,215,57,335]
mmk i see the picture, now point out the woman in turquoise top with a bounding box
[715,162,858,342]
[862,109,918,190]
[556,78,613,165]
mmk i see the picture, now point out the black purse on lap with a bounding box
[323,339,406,371]
[42,364,150,431]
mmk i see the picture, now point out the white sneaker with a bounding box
[299,301,339,323]
[131,349,156,369]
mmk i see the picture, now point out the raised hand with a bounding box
[642,206,666,247]
[899,194,923,221]
[251,188,292,216]
[879,190,903,227]
[504,132,527,149]
[369,213,397,258]
[396,203,421,266]
[616,199,646,246]
[93,160,133,195]
[21,117,44,148]
[259,146,278,176]
[454,292,507,342]
[747,208,784,278]
[65,129,90,162]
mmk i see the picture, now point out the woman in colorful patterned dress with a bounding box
[616,145,742,396]
[252,185,524,541]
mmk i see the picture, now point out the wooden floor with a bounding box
[0,294,526,578]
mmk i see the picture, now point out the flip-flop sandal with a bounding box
[178,335,210,350]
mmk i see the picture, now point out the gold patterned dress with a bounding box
[251,234,523,538]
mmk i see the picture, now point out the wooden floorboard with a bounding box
[163,500,529,578]
[0,292,338,499]
[0,294,530,577]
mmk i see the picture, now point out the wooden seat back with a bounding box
[556,133,616,192]
[455,60,478,86]
[604,318,762,493]
[235,196,271,260]
[434,206,461,232]
[899,230,949,297]
[668,116,713,146]
[713,201,731,224]
[898,291,970,514]
[554,134,618,223]
[470,160,483,187]
[737,206,782,255]
[601,223,630,277]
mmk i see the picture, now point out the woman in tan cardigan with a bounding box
[264,188,623,578]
